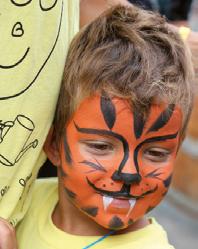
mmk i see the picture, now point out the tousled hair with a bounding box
[54,5,194,143]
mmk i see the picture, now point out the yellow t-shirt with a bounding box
[16,179,175,249]
[0,0,79,225]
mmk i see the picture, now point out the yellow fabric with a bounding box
[16,179,175,249]
[179,26,191,41]
[0,0,79,225]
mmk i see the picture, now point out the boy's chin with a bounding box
[81,209,143,231]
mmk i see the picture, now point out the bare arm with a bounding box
[0,218,17,249]
[80,0,130,27]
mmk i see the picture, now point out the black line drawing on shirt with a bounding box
[0,185,10,197]
[12,22,24,37]
[40,0,58,11]
[10,0,32,7]
[0,48,30,69]
[0,115,38,166]
[19,172,32,187]
[0,0,63,100]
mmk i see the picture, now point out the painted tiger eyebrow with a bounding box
[73,122,128,149]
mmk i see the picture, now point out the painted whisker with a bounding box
[79,159,107,172]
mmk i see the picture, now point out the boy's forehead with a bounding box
[68,95,183,136]
[74,95,131,120]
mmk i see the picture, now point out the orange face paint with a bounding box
[59,95,182,230]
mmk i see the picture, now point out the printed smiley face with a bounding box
[0,0,63,100]
[59,95,182,230]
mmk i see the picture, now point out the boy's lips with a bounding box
[86,177,158,199]
[103,195,136,215]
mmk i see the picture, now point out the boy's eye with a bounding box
[82,141,114,156]
[143,148,171,162]
[88,143,111,150]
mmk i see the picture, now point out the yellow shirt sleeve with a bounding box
[0,0,79,225]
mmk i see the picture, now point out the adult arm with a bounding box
[80,0,130,27]
[0,218,17,249]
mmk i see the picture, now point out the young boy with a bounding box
[16,4,194,249]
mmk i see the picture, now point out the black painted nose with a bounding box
[112,170,142,185]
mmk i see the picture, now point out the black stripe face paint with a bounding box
[147,104,175,133]
[100,95,116,130]
[63,130,72,164]
[133,106,147,139]
[64,187,76,199]
[109,216,124,230]
[145,168,163,180]
[82,207,99,217]
[163,174,173,188]
[59,167,68,178]
[79,160,107,173]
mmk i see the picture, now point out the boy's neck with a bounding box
[52,178,149,236]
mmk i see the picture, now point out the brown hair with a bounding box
[54,5,194,143]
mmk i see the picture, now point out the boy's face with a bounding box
[59,95,182,230]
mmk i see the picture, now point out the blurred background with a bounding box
[39,1,198,248]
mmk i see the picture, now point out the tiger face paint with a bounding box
[59,95,182,230]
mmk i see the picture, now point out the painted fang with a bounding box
[127,199,136,217]
[103,196,113,211]
[103,196,137,215]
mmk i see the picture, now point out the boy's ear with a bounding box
[44,126,61,167]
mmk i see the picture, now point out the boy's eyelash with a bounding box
[147,150,169,157]
[143,148,171,162]
[80,141,115,156]
[86,143,113,150]
[81,140,114,150]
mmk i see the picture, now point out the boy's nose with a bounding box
[111,170,142,185]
